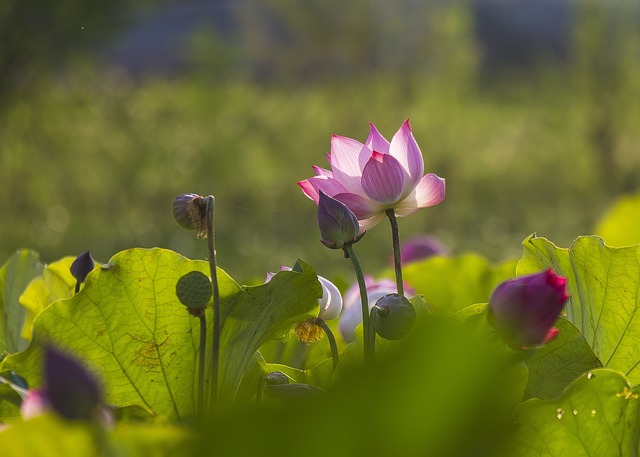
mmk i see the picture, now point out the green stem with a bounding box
[344,244,374,364]
[314,318,339,371]
[386,209,404,296]
[206,196,221,409]
[197,314,206,420]
[256,376,266,404]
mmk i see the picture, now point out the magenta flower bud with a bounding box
[399,236,448,265]
[44,346,103,421]
[317,191,364,249]
[487,269,569,348]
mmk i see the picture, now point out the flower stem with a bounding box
[314,318,339,371]
[344,244,374,365]
[385,209,404,296]
[206,196,221,409]
[197,314,206,420]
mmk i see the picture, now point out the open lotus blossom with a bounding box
[298,120,446,230]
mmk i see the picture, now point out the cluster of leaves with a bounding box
[0,193,638,455]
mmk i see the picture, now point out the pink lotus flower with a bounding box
[298,120,446,230]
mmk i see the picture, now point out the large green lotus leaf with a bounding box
[0,250,43,353]
[1,415,98,456]
[398,254,517,315]
[524,318,602,400]
[19,256,75,341]
[3,248,321,420]
[595,193,640,247]
[510,369,640,457]
[518,235,640,384]
[217,259,321,402]
[1,414,190,457]
[0,382,22,422]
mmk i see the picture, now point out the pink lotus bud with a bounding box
[20,389,51,420]
[487,269,569,348]
[317,191,364,249]
[399,236,448,265]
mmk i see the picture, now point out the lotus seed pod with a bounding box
[373,293,416,340]
[172,193,207,238]
[176,271,212,314]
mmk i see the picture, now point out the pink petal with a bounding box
[393,173,445,217]
[389,120,424,187]
[414,173,445,208]
[357,213,386,231]
[329,135,371,195]
[312,165,332,177]
[298,176,350,204]
[365,123,390,154]
[333,192,380,220]
[361,151,406,204]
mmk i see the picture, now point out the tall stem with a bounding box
[197,314,206,420]
[386,209,404,296]
[314,318,339,371]
[344,244,374,364]
[206,196,221,408]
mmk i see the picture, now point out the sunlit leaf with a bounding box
[594,192,640,247]
[518,235,640,384]
[217,259,321,402]
[511,369,640,457]
[1,415,98,457]
[2,248,320,420]
[1,414,191,457]
[0,250,43,353]
[19,256,75,341]
[524,318,602,400]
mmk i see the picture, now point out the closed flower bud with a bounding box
[399,236,448,265]
[70,251,94,284]
[372,293,416,340]
[172,193,207,238]
[44,346,105,422]
[340,277,415,342]
[487,269,569,348]
[317,191,364,249]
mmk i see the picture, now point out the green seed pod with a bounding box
[264,371,290,386]
[373,293,416,340]
[176,271,212,314]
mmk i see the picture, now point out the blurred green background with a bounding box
[0,0,639,283]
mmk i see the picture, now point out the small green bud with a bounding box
[176,271,212,316]
[264,371,290,386]
[373,293,416,340]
